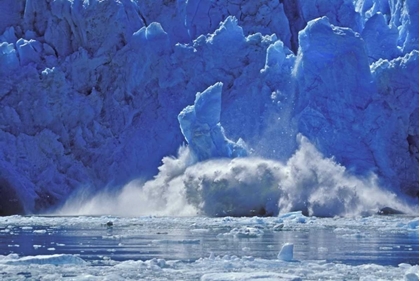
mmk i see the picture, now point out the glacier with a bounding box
[0,0,418,215]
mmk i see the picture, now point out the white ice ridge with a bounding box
[0,0,418,214]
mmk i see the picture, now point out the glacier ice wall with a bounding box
[0,0,418,215]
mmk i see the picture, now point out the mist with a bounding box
[56,135,417,217]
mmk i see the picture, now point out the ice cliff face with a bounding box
[0,0,418,215]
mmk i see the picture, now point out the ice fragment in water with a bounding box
[278,243,294,261]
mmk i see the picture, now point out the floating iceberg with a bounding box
[278,243,294,261]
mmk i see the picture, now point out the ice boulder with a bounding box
[178,82,248,161]
[278,243,294,261]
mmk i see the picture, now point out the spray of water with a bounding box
[57,135,417,217]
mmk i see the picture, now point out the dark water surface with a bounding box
[0,216,418,266]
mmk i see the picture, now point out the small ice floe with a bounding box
[221,227,264,238]
[33,229,47,234]
[334,227,365,238]
[341,231,365,238]
[145,258,167,270]
[151,239,201,244]
[2,254,86,265]
[272,223,284,231]
[102,234,127,239]
[278,211,306,222]
[405,273,419,281]
[278,243,294,261]
[317,247,328,253]
[403,219,419,230]
[209,252,215,260]
[222,217,234,222]
[201,272,301,281]
[242,256,254,261]
[400,264,419,281]
[190,228,211,234]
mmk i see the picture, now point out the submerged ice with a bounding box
[0,0,418,216]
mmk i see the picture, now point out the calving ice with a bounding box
[0,0,418,280]
[59,82,417,217]
[0,0,418,216]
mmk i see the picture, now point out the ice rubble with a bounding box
[0,252,416,281]
[0,0,418,214]
[0,215,418,280]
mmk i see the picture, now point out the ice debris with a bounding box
[278,243,294,261]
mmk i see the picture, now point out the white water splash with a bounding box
[57,135,417,217]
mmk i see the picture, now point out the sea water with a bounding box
[0,214,418,280]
